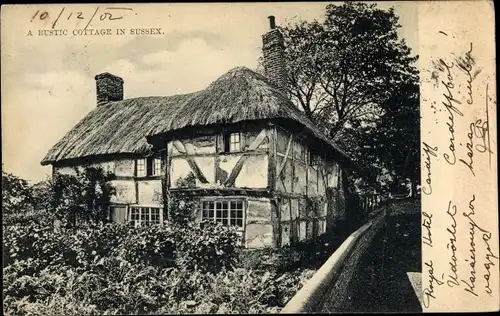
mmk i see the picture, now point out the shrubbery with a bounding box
[3,220,240,272]
[2,169,35,214]
[3,219,314,315]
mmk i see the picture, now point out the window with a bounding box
[201,200,244,229]
[223,132,241,152]
[129,206,162,227]
[309,152,322,166]
[152,158,162,176]
[136,159,146,177]
[136,155,163,177]
[230,133,241,152]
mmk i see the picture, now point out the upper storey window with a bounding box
[136,158,146,177]
[223,132,241,152]
[136,154,163,177]
[152,157,162,176]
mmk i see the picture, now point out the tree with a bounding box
[262,2,419,195]
[48,166,116,225]
[1,167,34,214]
[363,78,420,196]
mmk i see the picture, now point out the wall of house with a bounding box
[54,160,116,176]
[53,158,148,206]
[168,125,270,190]
[52,122,346,250]
[137,180,163,206]
[110,180,136,204]
[165,123,275,249]
[245,197,275,248]
[274,126,344,246]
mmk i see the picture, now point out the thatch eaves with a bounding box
[41,67,352,166]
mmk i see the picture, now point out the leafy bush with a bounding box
[2,209,53,227]
[117,223,177,267]
[48,166,116,225]
[3,219,314,315]
[2,169,34,214]
[169,191,199,226]
[176,221,241,273]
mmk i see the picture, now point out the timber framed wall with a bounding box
[164,121,277,248]
[272,124,346,247]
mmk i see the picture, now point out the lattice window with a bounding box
[152,158,162,176]
[201,200,244,229]
[136,159,146,177]
[229,133,241,152]
[129,206,163,227]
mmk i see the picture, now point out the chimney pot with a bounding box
[268,15,276,29]
[95,72,124,106]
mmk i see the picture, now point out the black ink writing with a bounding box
[446,201,459,287]
[461,195,479,297]
[459,123,475,176]
[423,260,444,308]
[439,59,464,165]
[482,231,499,296]
[422,142,438,195]
[455,43,475,105]
[422,211,433,247]
[29,6,134,30]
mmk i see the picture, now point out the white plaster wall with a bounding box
[170,136,216,156]
[245,197,274,248]
[219,155,239,175]
[54,166,78,176]
[137,180,162,206]
[194,156,215,185]
[55,161,115,176]
[170,158,193,188]
[110,180,136,204]
[114,159,135,177]
[234,155,268,188]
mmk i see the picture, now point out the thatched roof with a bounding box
[41,67,351,165]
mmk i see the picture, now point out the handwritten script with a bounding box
[422,31,498,311]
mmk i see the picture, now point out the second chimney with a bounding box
[262,15,286,93]
[95,72,124,106]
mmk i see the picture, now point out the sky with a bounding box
[1,2,418,183]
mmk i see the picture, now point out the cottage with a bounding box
[41,16,354,248]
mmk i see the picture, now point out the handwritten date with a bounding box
[30,6,134,30]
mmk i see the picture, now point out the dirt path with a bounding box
[337,210,422,312]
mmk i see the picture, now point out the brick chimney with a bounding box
[95,72,124,106]
[262,15,286,92]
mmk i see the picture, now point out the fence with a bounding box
[280,207,386,313]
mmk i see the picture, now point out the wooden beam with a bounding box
[270,197,281,248]
[277,134,293,178]
[267,126,277,192]
[172,139,209,184]
[223,129,268,187]
[169,187,273,198]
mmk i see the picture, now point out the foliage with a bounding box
[169,191,199,226]
[30,177,54,212]
[42,166,116,225]
[2,166,116,227]
[177,221,242,273]
[2,168,34,214]
[2,209,53,227]
[3,220,313,315]
[263,2,419,195]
